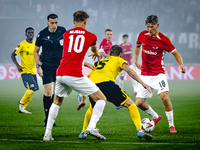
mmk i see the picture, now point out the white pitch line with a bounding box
[0,139,199,146]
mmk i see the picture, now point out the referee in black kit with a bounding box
[34,13,66,127]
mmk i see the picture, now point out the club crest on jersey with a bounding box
[47,36,50,39]
[153,46,158,49]
[60,39,63,46]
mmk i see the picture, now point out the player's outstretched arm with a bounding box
[134,45,141,69]
[122,63,151,93]
[84,62,95,70]
[172,50,186,73]
[34,46,43,77]
[11,52,23,72]
[89,45,100,60]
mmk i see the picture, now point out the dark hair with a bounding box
[47,13,58,20]
[105,29,112,33]
[73,10,89,22]
[25,27,34,33]
[145,15,158,25]
[122,34,128,38]
[109,45,123,56]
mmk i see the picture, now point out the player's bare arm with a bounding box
[172,50,186,73]
[34,45,43,76]
[88,45,100,60]
[84,62,95,70]
[122,63,151,93]
[134,45,141,69]
[11,52,23,72]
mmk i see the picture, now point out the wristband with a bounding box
[36,64,41,68]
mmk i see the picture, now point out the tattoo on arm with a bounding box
[130,74,140,83]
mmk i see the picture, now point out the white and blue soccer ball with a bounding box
[141,118,155,133]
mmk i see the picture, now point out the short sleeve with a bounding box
[92,34,97,46]
[164,37,176,53]
[35,33,43,47]
[136,33,142,46]
[13,43,22,55]
[98,39,105,52]
[130,43,132,50]
[119,57,128,69]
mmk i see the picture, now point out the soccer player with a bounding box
[43,10,107,141]
[34,13,66,127]
[11,27,39,114]
[134,15,186,133]
[77,29,113,103]
[99,29,113,58]
[78,45,152,141]
[119,34,138,94]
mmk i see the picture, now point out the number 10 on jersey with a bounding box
[68,35,85,53]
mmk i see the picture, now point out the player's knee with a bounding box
[161,96,170,105]
[135,98,144,108]
[44,90,52,96]
[160,92,170,105]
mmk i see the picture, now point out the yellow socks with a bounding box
[128,104,141,130]
[20,90,35,108]
[82,103,93,132]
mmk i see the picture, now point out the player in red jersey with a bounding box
[77,29,113,101]
[99,29,113,58]
[43,10,107,141]
[119,34,138,95]
[134,15,186,133]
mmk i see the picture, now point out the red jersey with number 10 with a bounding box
[136,30,176,76]
[56,27,97,77]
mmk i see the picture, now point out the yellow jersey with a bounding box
[89,56,128,84]
[13,40,36,75]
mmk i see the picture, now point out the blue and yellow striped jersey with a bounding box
[88,56,128,84]
[14,40,36,75]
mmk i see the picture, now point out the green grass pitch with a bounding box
[0,80,200,150]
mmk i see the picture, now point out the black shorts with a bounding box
[89,81,129,107]
[41,67,57,85]
[21,73,39,91]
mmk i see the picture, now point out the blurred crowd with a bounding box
[0,0,200,64]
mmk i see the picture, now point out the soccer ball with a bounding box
[141,118,155,133]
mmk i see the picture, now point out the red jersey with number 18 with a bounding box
[56,27,97,77]
[136,30,176,76]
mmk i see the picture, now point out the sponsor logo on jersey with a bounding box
[143,49,157,55]
[59,39,63,46]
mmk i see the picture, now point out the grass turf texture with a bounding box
[0,80,200,150]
